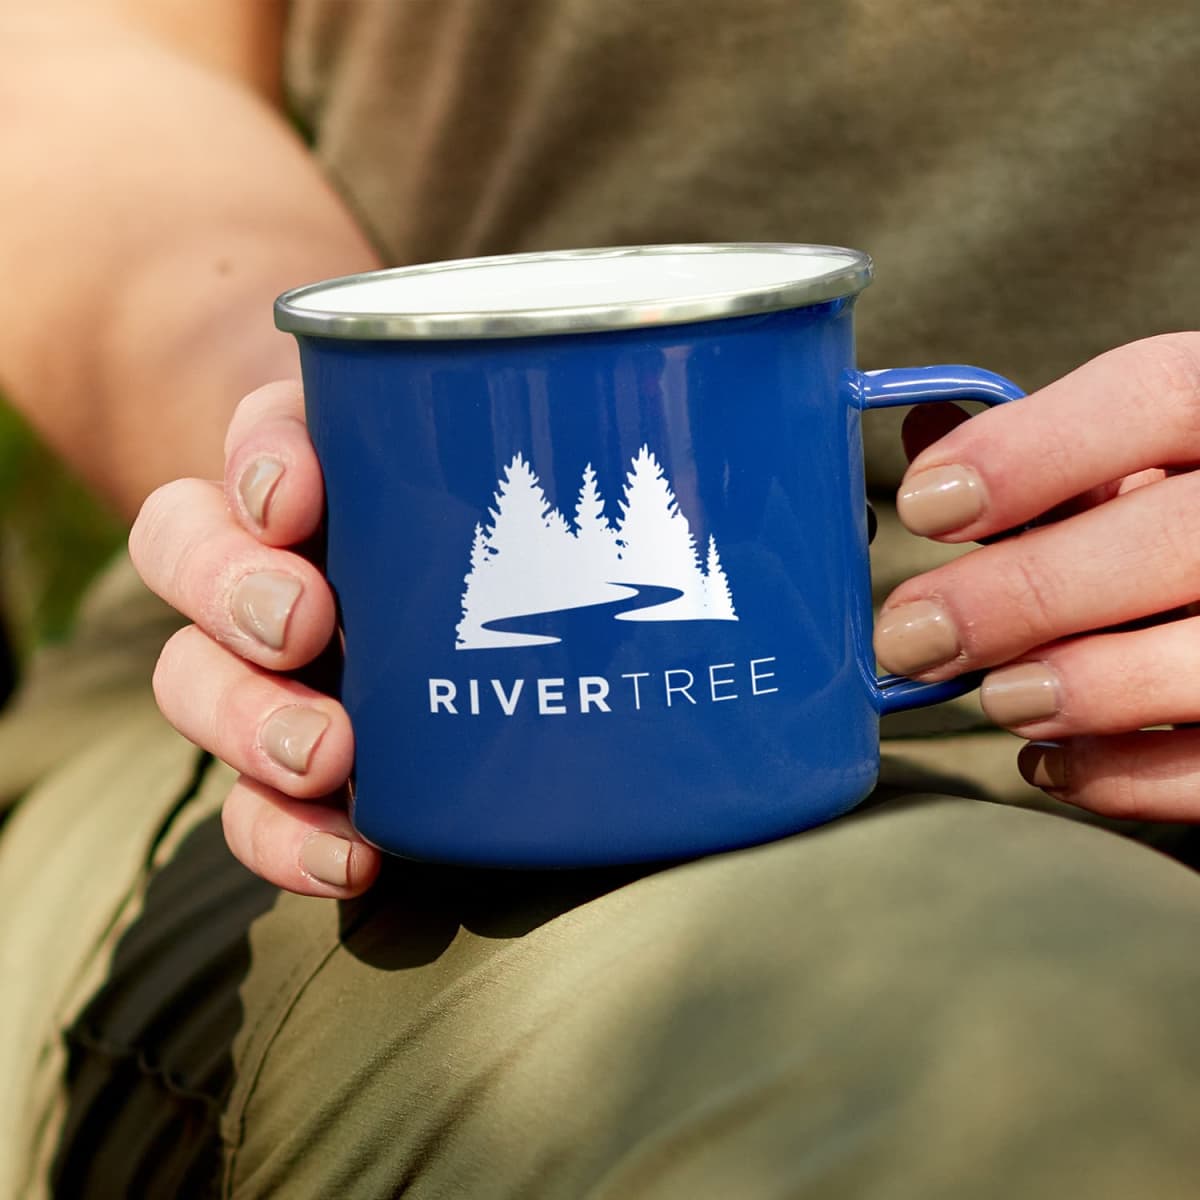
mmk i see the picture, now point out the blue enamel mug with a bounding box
[275,245,1022,868]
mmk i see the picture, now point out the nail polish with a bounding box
[981,662,1061,728]
[261,706,331,773]
[232,571,302,650]
[1018,742,1068,791]
[301,832,351,888]
[898,465,986,537]
[874,599,960,676]
[238,457,284,528]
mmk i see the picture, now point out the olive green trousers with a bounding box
[4,562,1200,1198]
[6,748,1200,1197]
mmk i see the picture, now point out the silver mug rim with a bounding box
[273,243,874,341]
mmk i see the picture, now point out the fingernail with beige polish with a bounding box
[238,457,284,528]
[232,571,302,650]
[1018,741,1068,791]
[981,662,1061,728]
[261,705,330,773]
[874,599,960,676]
[301,831,351,889]
[898,465,986,537]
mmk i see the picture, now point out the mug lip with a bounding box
[273,243,873,341]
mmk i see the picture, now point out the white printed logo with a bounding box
[456,446,738,650]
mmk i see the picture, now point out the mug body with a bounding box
[282,246,881,867]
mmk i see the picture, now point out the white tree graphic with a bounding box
[467,523,491,572]
[703,535,737,619]
[456,454,568,648]
[613,446,707,620]
[574,463,619,560]
[455,447,738,649]
[455,524,496,644]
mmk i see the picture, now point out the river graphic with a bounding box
[481,584,690,647]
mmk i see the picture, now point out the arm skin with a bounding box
[0,0,380,520]
[5,1,383,895]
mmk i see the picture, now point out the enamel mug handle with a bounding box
[853,365,1025,715]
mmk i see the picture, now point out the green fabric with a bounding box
[220,797,1200,1199]
[8,721,1200,1197]
[0,556,187,811]
[0,401,123,659]
[285,0,1200,448]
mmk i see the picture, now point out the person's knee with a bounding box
[225,799,1200,1196]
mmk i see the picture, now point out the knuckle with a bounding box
[224,379,306,457]
[151,625,203,716]
[128,479,190,572]
[130,478,223,600]
[1154,481,1200,575]
[990,553,1063,648]
[1129,473,1200,598]
[1126,334,1200,442]
[221,785,262,875]
[223,778,275,879]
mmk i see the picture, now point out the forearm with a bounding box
[0,9,380,519]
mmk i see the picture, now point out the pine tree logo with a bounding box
[456,446,737,650]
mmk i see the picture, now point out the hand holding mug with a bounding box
[877,333,1200,822]
[129,381,377,897]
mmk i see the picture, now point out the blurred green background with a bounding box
[0,397,124,670]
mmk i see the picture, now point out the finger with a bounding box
[979,616,1200,738]
[223,379,324,548]
[130,477,334,670]
[1018,732,1200,823]
[896,333,1200,541]
[222,774,381,897]
[875,469,1200,679]
[153,625,353,799]
[900,402,971,463]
